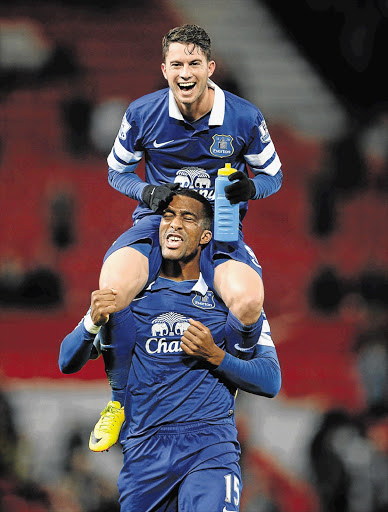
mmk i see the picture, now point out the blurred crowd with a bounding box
[0,389,121,512]
[1,384,387,512]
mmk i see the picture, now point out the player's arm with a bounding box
[107,108,180,210]
[181,317,281,398]
[108,168,147,201]
[108,132,179,216]
[224,113,283,203]
[58,320,99,374]
[106,107,146,200]
[216,311,281,397]
[246,112,283,200]
[215,343,281,398]
[58,289,117,374]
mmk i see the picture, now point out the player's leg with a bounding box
[90,216,162,451]
[212,243,264,358]
[90,308,136,452]
[99,246,149,311]
[118,438,179,512]
[90,245,149,452]
[178,421,242,512]
[99,214,162,312]
[214,258,263,325]
[179,464,242,512]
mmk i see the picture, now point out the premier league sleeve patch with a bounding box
[192,291,215,309]
[259,120,271,144]
[119,115,131,140]
[210,134,234,158]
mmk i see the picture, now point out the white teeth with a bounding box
[179,83,195,88]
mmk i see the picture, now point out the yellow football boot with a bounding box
[89,400,125,452]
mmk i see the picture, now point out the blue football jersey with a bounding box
[119,274,236,443]
[107,80,282,223]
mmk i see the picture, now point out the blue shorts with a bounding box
[104,215,263,288]
[118,420,242,512]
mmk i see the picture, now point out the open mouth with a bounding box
[178,82,195,92]
[165,233,183,249]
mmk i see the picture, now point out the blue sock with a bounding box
[100,310,136,406]
[224,310,263,359]
[111,388,126,406]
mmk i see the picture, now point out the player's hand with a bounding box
[224,171,256,204]
[181,319,225,366]
[90,289,118,326]
[142,183,180,212]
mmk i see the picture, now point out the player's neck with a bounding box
[159,259,200,282]
[179,86,214,122]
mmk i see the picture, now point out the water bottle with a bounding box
[214,163,239,242]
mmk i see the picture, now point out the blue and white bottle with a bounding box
[214,163,239,242]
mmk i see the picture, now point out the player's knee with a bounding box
[98,279,130,312]
[228,290,263,325]
[214,262,264,325]
[229,295,263,325]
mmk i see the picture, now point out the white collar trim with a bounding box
[147,273,209,296]
[191,273,209,295]
[168,80,225,126]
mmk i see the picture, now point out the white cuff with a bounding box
[83,312,101,334]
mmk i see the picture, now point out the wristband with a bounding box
[83,311,101,334]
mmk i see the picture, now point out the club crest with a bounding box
[192,291,215,309]
[210,134,234,158]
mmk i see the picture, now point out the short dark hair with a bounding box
[162,24,212,62]
[174,188,213,230]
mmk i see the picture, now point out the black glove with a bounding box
[142,183,180,212]
[224,171,256,204]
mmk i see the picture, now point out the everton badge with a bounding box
[192,291,215,310]
[210,134,234,158]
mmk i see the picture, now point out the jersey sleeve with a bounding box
[244,112,283,199]
[107,108,147,200]
[214,311,281,397]
[58,317,97,374]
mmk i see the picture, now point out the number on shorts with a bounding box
[224,473,240,507]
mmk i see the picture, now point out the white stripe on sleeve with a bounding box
[245,149,281,176]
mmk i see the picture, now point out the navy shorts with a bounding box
[103,215,263,288]
[117,420,242,512]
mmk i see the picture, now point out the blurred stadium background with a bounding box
[0,1,387,511]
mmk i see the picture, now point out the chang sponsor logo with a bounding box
[145,312,190,354]
[173,167,215,201]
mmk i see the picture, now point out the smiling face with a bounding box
[161,42,215,120]
[159,194,212,263]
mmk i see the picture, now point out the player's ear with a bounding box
[161,63,167,80]
[208,60,216,78]
[200,230,212,245]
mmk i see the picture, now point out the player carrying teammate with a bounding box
[92,24,283,449]
[59,189,281,511]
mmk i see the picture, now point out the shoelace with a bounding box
[97,405,122,433]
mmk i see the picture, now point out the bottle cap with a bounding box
[218,163,235,176]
